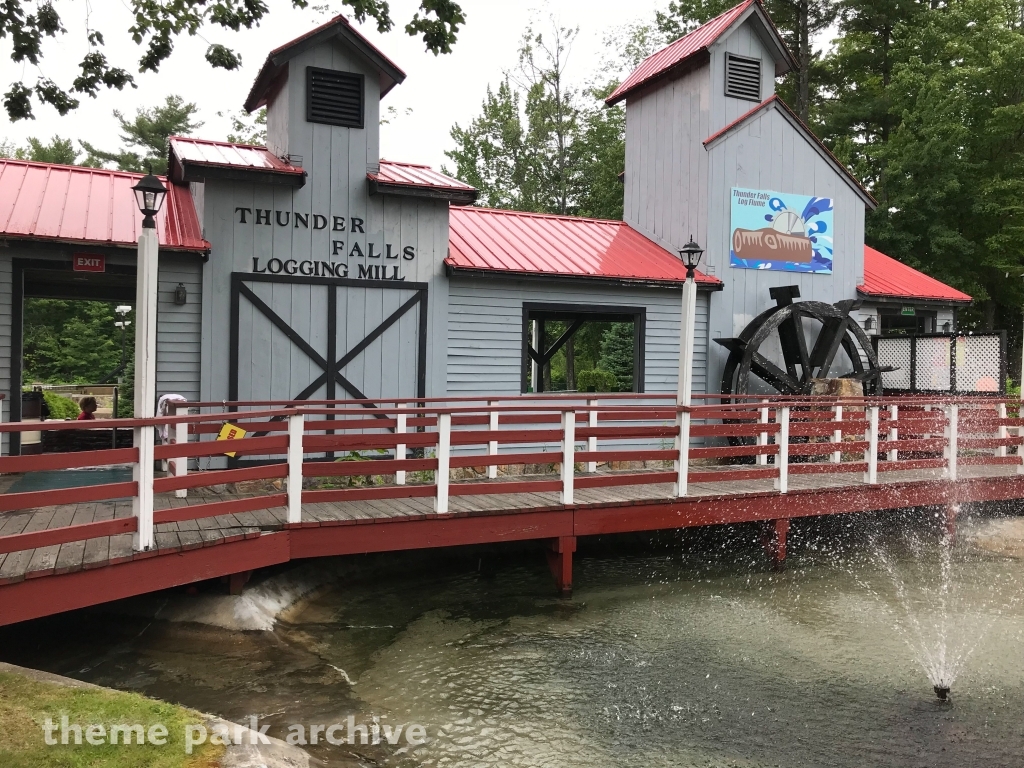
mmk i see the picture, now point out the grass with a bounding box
[0,671,223,768]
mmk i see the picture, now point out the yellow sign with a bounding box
[217,423,247,457]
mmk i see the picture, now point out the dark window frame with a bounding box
[306,66,365,129]
[521,302,646,394]
[724,53,762,102]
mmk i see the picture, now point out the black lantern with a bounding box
[174,282,187,305]
[132,171,167,229]
[678,236,704,280]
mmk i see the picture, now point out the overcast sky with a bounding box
[0,0,673,171]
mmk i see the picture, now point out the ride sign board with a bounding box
[729,188,834,274]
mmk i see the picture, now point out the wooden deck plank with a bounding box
[0,508,57,583]
[53,502,100,575]
[25,504,78,577]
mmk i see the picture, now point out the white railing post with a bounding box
[586,398,598,473]
[757,399,769,465]
[997,402,1007,458]
[435,412,451,513]
[831,404,843,464]
[487,401,499,480]
[395,403,408,485]
[865,406,879,485]
[561,409,575,505]
[174,405,188,499]
[945,404,958,482]
[132,425,155,551]
[674,408,690,498]
[287,412,304,524]
[887,404,899,462]
[774,407,789,494]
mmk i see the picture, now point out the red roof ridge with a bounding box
[454,206,626,227]
[378,159,433,169]
[702,94,778,145]
[169,135,270,151]
[606,0,795,106]
[0,157,156,179]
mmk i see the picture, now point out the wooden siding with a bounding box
[446,277,710,397]
[623,17,779,272]
[157,255,202,401]
[705,106,866,392]
[708,19,777,132]
[0,253,11,452]
[201,34,450,406]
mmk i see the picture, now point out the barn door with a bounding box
[229,273,427,405]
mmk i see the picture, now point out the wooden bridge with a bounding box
[1,394,1023,626]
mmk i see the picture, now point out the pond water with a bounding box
[3,509,1024,767]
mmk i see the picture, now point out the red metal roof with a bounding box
[0,160,208,253]
[373,160,475,191]
[447,207,721,287]
[607,0,796,106]
[169,136,304,177]
[860,245,971,304]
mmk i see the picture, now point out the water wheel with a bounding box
[716,285,884,399]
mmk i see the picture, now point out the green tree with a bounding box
[0,134,94,165]
[222,107,267,145]
[23,299,135,386]
[866,0,1024,331]
[81,95,202,173]
[600,323,636,392]
[818,0,926,190]
[3,1,465,121]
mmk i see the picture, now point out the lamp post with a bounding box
[677,236,704,406]
[131,171,167,551]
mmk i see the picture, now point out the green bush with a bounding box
[600,322,635,392]
[576,368,617,393]
[42,390,79,420]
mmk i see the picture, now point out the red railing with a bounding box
[0,394,1021,559]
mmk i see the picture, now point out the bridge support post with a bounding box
[774,407,789,494]
[945,405,959,481]
[944,503,959,542]
[227,570,252,595]
[763,518,789,570]
[674,409,690,497]
[487,401,499,479]
[546,536,576,597]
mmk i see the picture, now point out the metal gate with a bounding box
[229,273,428,404]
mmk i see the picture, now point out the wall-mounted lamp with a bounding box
[863,316,875,331]
[174,282,187,306]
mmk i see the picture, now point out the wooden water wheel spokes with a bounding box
[717,285,885,401]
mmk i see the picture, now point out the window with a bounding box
[522,304,645,393]
[725,54,762,102]
[306,67,364,128]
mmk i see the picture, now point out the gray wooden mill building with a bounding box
[0,0,971,450]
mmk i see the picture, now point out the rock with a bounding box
[810,378,864,398]
[970,517,1024,558]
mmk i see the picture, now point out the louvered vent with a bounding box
[725,54,762,102]
[307,67,364,128]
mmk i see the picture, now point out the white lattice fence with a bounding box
[874,333,1005,394]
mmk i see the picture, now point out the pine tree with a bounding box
[600,323,635,392]
[80,95,202,173]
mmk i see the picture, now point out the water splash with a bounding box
[857,524,1010,699]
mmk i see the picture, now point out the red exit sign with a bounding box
[72,254,105,273]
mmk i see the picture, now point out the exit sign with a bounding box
[72,254,105,273]
[900,306,916,317]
